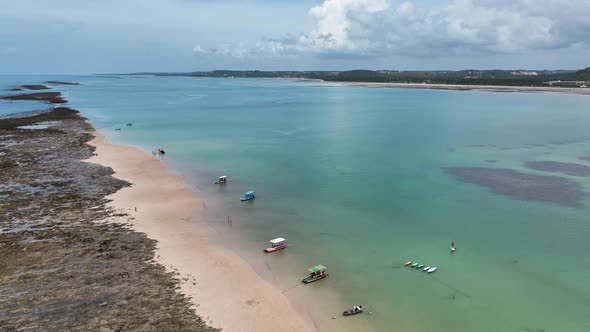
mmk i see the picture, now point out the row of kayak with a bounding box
[404,261,437,273]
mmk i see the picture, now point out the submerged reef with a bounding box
[525,161,590,176]
[445,167,585,208]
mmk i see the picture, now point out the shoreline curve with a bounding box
[87,132,315,332]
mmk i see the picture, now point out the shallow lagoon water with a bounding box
[2,75,590,331]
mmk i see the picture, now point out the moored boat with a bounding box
[404,261,412,266]
[302,265,327,283]
[215,175,228,184]
[240,190,255,201]
[343,305,363,316]
[427,267,437,273]
[264,237,286,252]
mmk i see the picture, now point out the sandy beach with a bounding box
[88,133,314,332]
[317,81,590,95]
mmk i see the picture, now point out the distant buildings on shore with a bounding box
[543,80,589,88]
[511,71,539,76]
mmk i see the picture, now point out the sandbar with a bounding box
[318,81,590,95]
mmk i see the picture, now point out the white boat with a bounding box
[427,267,437,273]
[264,237,286,253]
[215,175,228,184]
[423,266,431,271]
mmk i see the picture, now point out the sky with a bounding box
[1,0,589,74]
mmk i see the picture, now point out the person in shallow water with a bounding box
[451,241,456,253]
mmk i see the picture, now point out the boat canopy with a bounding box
[244,191,255,195]
[219,175,227,179]
[308,265,326,273]
[270,237,285,244]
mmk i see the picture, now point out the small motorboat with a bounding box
[410,263,419,268]
[343,305,363,316]
[264,237,286,253]
[404,261,412,266]
[302,265,327,283]
[427,267,437,273]
[416,264,425,269]
[215,175,228,184]
[240,190,255,201]
[423,266,431,271]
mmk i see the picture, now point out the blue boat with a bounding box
[343,305,363,316]
[241,190,255,201]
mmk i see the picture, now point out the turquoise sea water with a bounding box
[2,76,590,331]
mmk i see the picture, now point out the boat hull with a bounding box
[264,245,286,253]
[343,308,363,316]
[240,197,255,201]
[302,274,327,283]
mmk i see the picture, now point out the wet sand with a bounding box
[88,134,314,331]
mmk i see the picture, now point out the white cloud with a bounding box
[199,0,590,60]
[307,0,389,51]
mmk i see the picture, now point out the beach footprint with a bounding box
[245,298,261,306]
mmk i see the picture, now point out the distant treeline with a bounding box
[132,67,590,87]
